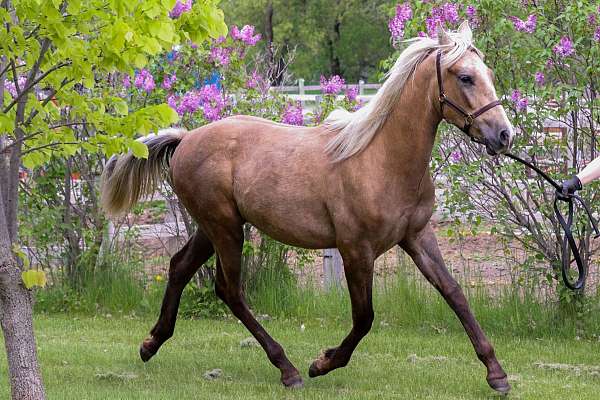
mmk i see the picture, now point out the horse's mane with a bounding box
[323,28,477,162]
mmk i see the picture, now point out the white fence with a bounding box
[272,78,382,105]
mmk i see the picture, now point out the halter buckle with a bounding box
[438,93,447,103]
[464,114,474,126]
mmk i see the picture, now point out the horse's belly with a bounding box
[236,188,336,249]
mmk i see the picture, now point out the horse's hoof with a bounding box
[139,342,157,362]
[282,373,304,388]
[308,361,326,378]
[488,376,511,394]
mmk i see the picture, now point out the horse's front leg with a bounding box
[309,244,374,377]
[401,224,510,394]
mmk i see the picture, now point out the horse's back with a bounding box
[170,116,337,248]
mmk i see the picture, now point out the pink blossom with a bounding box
[4,76,27,97]
[510,15,536,33]
[169,0,192,19]
[450,151,462,163]
[209,47,232,67]
[388,3,412,42]
[534,72,545,86]
[134,69,155,92]
[345,86,358,102]
[440,3,459,24]
[511,90,528,112]
[198,84,226,121]
[320,75,345,95]
[230,25,261,46]
[246,70,265,90]
[553,36,575,58]
[282,101,304,126]
[162,73,177,90]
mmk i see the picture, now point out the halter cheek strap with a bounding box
[436,50,502,142]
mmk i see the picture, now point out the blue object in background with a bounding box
[203,71,222,89]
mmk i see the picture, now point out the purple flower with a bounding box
[345,86,358,102]
[178,91,201,115]
[510,14,536,33]
[511,90,528,112]
[595,27,600,42]
[418,31,427,37]
[169,0,192,19]
[588,13,597,25]
[534,71,545,86]
[440,2,459,24]
[230,25,261,46]
[426,14,444,37]
[209,47,232,67]
[466,5,476,19]
[388,3,412,42]
[282,101,304,126]
[553,36,575,58]
[162,73,177,90]
[134,69,155,92]
[3,76,27,97]
[246,69,264,90]
[465,5,479,27]
[167,94,178,111]
[122,75,131,89]
[320,75,345,95]
[198,84,226,121]
[450,151,462,163]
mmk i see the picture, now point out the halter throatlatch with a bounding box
[435,50,502,142]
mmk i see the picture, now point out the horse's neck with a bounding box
[365,70,441,186]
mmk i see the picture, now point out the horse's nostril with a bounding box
[499,129,510,146]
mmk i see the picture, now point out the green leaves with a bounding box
[21,270,47,289]
[129,140,149,159]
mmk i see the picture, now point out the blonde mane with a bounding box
[323,28,477,162]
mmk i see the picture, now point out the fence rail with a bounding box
[271,78,381,96]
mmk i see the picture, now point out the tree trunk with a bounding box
[0,44,46,396]
[0,179,46,400]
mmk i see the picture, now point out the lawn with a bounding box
[1,315,600,399]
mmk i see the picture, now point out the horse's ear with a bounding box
[437,23,452,46]
[458,20,473,42]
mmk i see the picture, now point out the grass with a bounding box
[1,315,600,399]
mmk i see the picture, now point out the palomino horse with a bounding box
[101,21,514,393]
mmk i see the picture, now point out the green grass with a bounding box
[2,315,600,399]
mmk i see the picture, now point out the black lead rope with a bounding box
[504,152,600,290]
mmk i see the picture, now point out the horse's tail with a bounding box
[100,128,185,217]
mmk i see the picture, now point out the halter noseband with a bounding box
[436,50,502,143]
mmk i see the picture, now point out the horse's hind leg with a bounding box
[140,231,214,362]
[309,245,375,377]
[209,221,303,388]
[401,224,510,394]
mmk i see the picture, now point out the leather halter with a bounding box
[435,50,502,142]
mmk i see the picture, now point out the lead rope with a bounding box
[504,152,600,290]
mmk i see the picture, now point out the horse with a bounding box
[101,21,514,393]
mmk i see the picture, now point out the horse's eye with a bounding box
[459,75,474,85]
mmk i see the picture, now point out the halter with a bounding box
[435,50,502,143]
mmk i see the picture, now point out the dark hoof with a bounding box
[488,376,511,394]
[282,373,304,388]
[139,339,158,362]
[308,360,326,378]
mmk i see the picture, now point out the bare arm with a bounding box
[577,156,600,185]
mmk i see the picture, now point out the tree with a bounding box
[0,1,226,398]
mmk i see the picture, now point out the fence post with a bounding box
[298,78,305,95]
[359,79,365,96]
[323,248,344,290]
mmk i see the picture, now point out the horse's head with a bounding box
[436,21,514,156]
